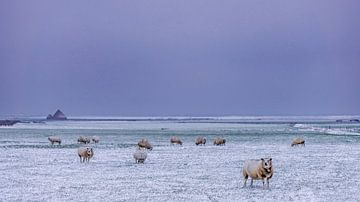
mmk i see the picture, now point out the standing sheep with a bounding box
[133,148,148,163]
[291,137,305,147]
[170,136,182,145]
[91,136,100,143]
[213,137,226,146]
[77,147,94,163]
[195,136,206,145]
[48,136,61,145]
[243,158,273,189]
[78,136,91,144]
[138,139,153,150]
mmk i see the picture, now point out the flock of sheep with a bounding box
[48,135,98,163]
[47,135,305,189]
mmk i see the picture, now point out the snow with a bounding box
[0,119,360,201]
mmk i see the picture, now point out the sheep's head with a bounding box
[261,158,272,172]
[86,148,92,155]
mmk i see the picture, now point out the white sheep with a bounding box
[213,137,226,146]
[133,148,148,163]
[78,136,91,144]
[195,136,206,145]
[48,136,61,145]
[170,136,182,145]
[77,147,94,163]
[91,136,100,143]
[291,137,305,147]
[243,158,273,189]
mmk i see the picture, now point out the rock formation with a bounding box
[46,109,67,120]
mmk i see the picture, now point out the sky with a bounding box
[1,0,360,117]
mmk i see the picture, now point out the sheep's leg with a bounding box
[266,179,270,189]
[243,176,248,188]
[262,179,265,188]
[250,179,253,187]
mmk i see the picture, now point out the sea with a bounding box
[0,116,360,201]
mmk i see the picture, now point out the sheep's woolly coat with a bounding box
[213,138,226,146]
[78,147,94,163]
[138,139,153,150]
[170,136,182,145]
[243,158,273,188]
[91,136,100,143]
[78,136,91,144]
[195,137,206,145]
[291,138,305,146]
[133,149,147,163]
[48,136,61,145]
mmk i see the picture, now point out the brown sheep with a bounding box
[243,158,273,189]
[170,136,182,145]
[77,147,94,163]
[48,136,61,145]
[138,139,153,150]
[213,137,226,146]
[291,137,305,147]
[78,136,91,144]
[195,136,206,145]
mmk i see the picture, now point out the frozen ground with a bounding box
[0,118,360,201]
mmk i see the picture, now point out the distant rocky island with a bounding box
[0,120,20,126]
[336,119,360,123]
[46,109,67,120]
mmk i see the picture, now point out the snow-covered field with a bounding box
[0,118,360,201]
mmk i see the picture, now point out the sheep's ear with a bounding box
[261,158,264,161]
[269,158,272,161]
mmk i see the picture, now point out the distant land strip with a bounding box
[1,117,359,126]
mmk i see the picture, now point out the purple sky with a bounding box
[1,1,360,117]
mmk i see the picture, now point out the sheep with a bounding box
[133,148,148,163]
[243,158,273,189]
[291,137,305,147]
[195,136,206,145]
[138,139,153,150]
[48,136,61,145]
[78,136,91,144]
[213,137,226,146]
[170,136,182,145]
[77,147,94,163]
[91,136,100,143]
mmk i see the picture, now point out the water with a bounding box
[0,116,360,201]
